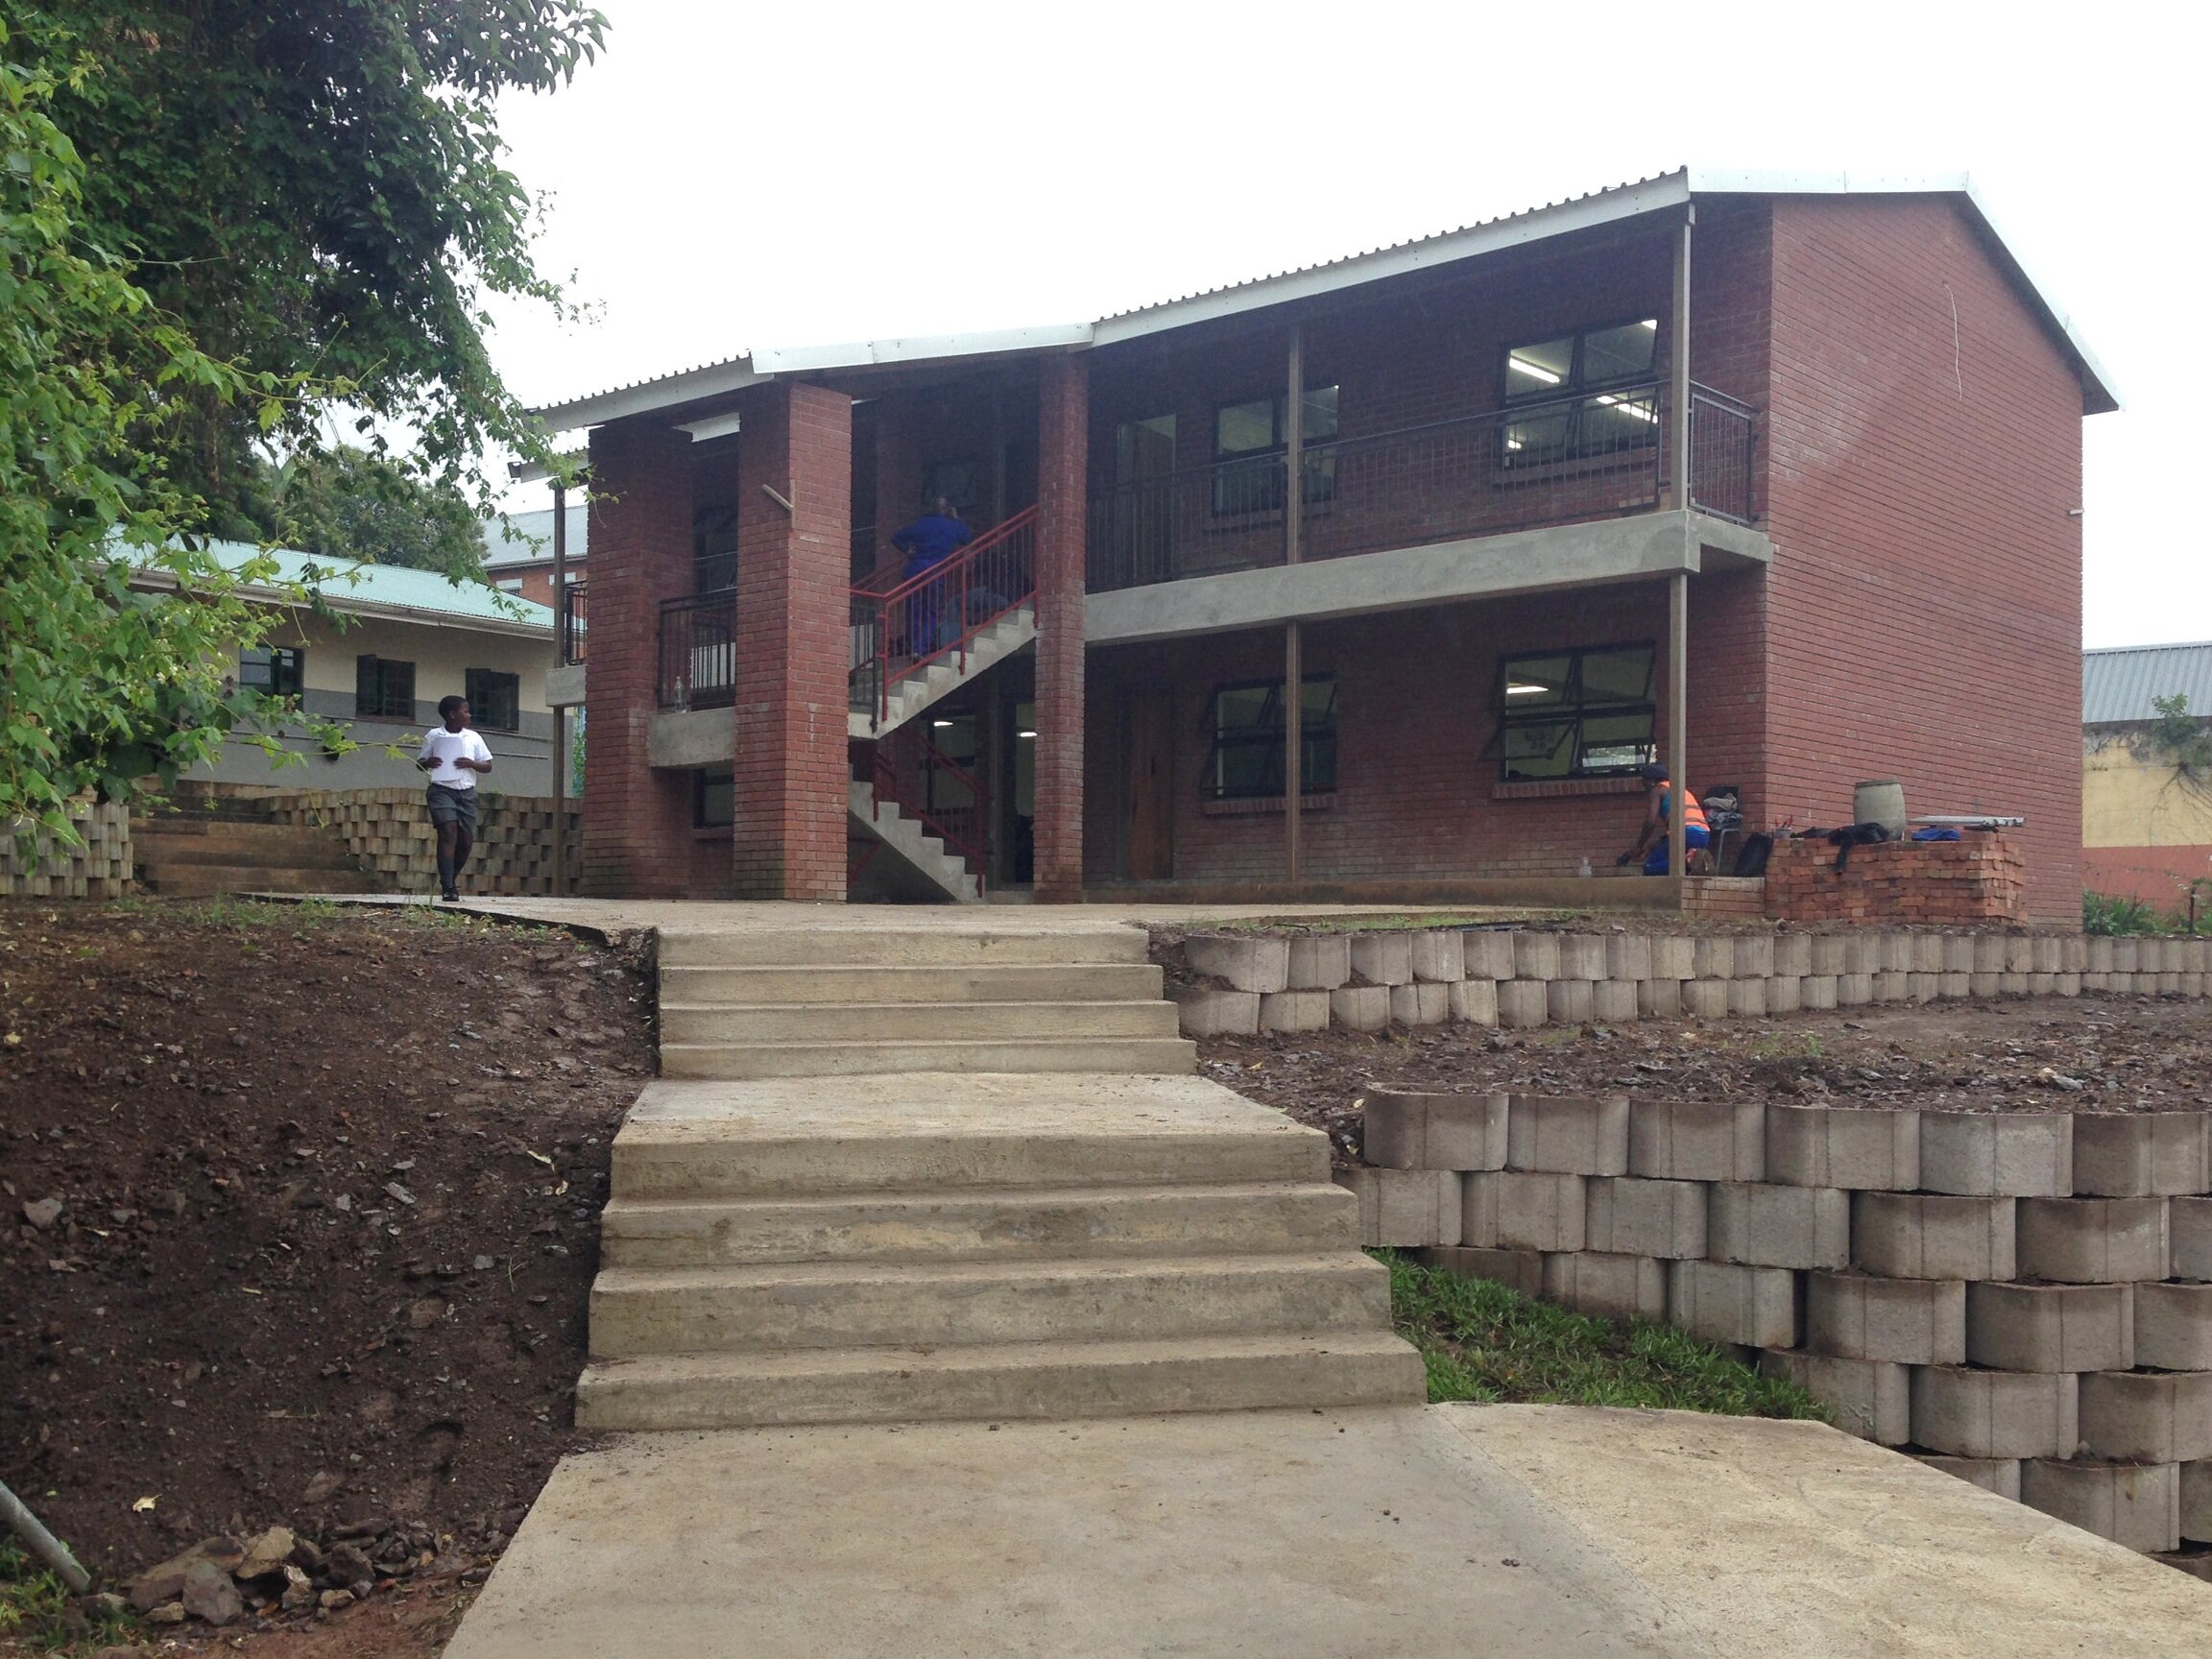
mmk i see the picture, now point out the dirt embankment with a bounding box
[0,900,654,1620]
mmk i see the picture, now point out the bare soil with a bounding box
[1201,995,2212,1164]
[0,898,656,1651]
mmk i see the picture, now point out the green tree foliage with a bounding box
[0,6,599,832]
[2148,693,2212,777]
[268,445,485,572]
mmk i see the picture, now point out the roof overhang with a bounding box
[129,568,554,640]
[530,167,2118,430]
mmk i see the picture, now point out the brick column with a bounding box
[1033,353,1088,902]
[581,420,696,897]
[732,380,853,901]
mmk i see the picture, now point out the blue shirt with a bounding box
[892,512,974,567]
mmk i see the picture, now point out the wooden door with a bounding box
[1125,689,1175,881]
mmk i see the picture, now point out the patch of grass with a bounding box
[1380,1251,1829,1421]
[0,1541,135,1655]
[2082,890,2184,937]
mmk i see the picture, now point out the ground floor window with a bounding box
[353,655,415,719]
[466,667,521,733]
[239,644,303,698]
[1498,642,1655,780]
[1205,674,1336,800]
[695,765,733,828]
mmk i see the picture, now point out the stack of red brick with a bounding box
[1765,832,2025,924]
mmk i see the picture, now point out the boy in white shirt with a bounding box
[416,695,494,902]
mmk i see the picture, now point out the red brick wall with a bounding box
[1763,195,2083,919]
[581,421,698,897]
[731,380,854,902]
[1035,353,1088,901]
[2082,846,2212,910]
[1085,584,1719,886]
[1765,832,2026,923]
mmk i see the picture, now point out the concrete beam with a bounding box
[1083,511,1769,647]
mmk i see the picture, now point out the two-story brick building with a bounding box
[535,170,2113,920]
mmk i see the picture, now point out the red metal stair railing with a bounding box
[866,733,993,895]
[849,505,1040,729]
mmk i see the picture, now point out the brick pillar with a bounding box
[732,380,853,901]
[582,420,696,897]
[1033,354,1088,902]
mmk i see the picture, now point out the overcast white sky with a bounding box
[485,0,2203,649]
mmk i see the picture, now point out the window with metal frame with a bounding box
[1204,675,1337,800]
[238,645,303,698]
[1501,320,1659,466]
[1497,643,1655,781]
[694,505,737,592]
[466,667,521,733]
[695,765,733,829]
[353,655,415,719]
[1212,386,1340,515]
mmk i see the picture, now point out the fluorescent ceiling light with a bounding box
[1640,318,1658,330]
[1505,682,1548,696]
[1593,394,1658,422]
[1017,730,1038,739]
[1506,356,1562,384]
[931,719,953,728]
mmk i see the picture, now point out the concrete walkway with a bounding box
[443,1405,2209,1658]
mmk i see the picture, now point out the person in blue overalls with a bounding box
[1617,761,1711,874]
[890,496,974,653]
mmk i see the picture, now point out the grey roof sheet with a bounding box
[205,541,554,631]
[483,504,589,567]
[2083,642,2212,724]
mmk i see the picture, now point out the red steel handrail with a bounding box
[868,736,991,893]
[850,505,1040,728]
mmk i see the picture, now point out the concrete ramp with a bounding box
[441,1405,2211,1659]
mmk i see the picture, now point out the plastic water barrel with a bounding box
[1854,780,1906,835]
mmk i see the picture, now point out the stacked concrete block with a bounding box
[1769,974,1805,1014]
[1463,931,1517,982]
[1348,932,1412,988]
[1409,931,1464,983]
[1541,1251,1668,1321]
[1545,978,1596,1024]
[1505,1095,1628,1176]
[2070,1113,2209,1197]
[1629,1099,1764,1182]
[1390,981,1450,1026]
[1760,1350,1910,1444]
[1511,934,1560,982]
[1449,979,1499,1027]
[2015,1197,2169,1283]
[1667,1260,1797,1348]
[1171,985,1259,1037]
[1767,1105,1919,1190]
[2132,1284,2212,1371]
[1185,935,1288,993]
[1415,1245,1544,1297]
[1917,1455,2023,1501]
[1919,1111,2072,1197]
[1649,936,1695,981]
[1333,1167,1460,1248]
[1708,1184,1850,1268]
[1495,980,1548,1030]
[2183,1460,2212,1545]
[1591,978,1639,1023]
[2078,1372,2212,1464]
[1258,991,1331,1033]
[1637,977,1683,1019]
[3,799,132,898]
[1805,1273,1965,1364]
[1911,1368,2079,1459]
[1965,1283,2133,1373]
[1585,1178,1708,1260]
[1463,1172,1586,1252]
[1286,934,1351,991]
[1329,985,1391,1033]
[1852,1193,2015,1281]
[1362,1090,1507,1172]
[2024,1460,2182,1553]
[1606,935,1653,982]
[2174,1198,2212,1281]
[1683,978,1730,1019]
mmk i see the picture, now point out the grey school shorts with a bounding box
[426,783,479,830]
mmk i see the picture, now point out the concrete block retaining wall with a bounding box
[1167,926,2212,1038]
[1,800,132,898]
[270,788,580,896]
[1345,1091,2212,1557]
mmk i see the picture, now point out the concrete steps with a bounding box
[845,781,981,903]
[574,1331,1418,1431]
[848,605,1036,738]
[579,930,1419,1430]
[659,998,1182,1046]
[599,1180,1358,1267]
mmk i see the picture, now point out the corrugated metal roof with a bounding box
[2083,642,2212,724]
[204,541,554,633]
[531,167,2118,429]
[482,504,589,568]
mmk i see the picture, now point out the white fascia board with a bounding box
[1090,173,1695,347]
[531,354,766,434]
[1687,169,2119,414]
[752,324,1093,375]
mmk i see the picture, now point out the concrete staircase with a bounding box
[132,808,373,896]
[844,780,980,904]
[847,604,1034,738]
[576,922,1422,1430]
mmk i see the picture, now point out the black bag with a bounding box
[1732,832,1773,878]
[1827,821,1892,872]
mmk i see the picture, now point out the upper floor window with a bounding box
[353,655,415,720]
[1502,320,1659,466]
[238,645,303,698]
[466,667,521,733]
[1213,386,1339,515]
[694,505,737,593]
[1205,674,1336,800]
[1498,643,1655,781]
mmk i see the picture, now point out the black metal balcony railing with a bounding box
[559,580,588,665]
[657,590,734,709]
[1086,382,1756,592]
